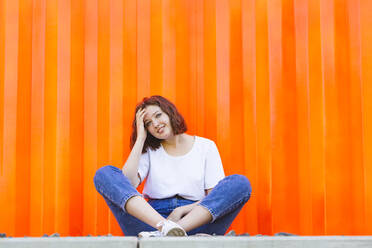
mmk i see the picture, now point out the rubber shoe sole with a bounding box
[166,227,186,236]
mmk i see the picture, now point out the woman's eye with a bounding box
[145,122,151,127]
[156,113,161,118]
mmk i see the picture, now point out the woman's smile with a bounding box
[157,125,165,134]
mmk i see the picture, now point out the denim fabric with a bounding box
[94,165,252,236]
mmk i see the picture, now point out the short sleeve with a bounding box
[137,152,150,183]
[204,141,225,189]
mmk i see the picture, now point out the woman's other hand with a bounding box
[136,108,147,141]
[167,206,189,223]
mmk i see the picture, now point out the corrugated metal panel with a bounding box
[0,0,371,237]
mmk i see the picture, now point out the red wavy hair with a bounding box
[130,96,187,153]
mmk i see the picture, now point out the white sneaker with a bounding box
[157,220,187,237]
[138,230,162,238]
[138,220,187,238]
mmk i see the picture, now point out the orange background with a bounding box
[1,0,372,237]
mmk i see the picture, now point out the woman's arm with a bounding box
[167,188,213,222]
[122,138,145,187]
[122,108,147,187]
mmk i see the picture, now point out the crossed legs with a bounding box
[94,165,251,235]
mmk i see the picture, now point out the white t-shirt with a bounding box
[137,136,225,201]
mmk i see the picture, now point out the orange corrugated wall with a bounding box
[0,0,372,237]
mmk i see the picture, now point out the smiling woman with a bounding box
[93,95,252,237]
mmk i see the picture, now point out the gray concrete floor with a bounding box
[1,236,372,248]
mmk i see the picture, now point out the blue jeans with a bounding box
[94,165,251,236]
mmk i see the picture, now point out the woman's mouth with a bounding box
[157,125,165,134]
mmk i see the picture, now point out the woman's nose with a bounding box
[153,119,160,127]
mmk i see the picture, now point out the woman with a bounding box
[94,95,252,237]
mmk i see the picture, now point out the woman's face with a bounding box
[143,105,173,139]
